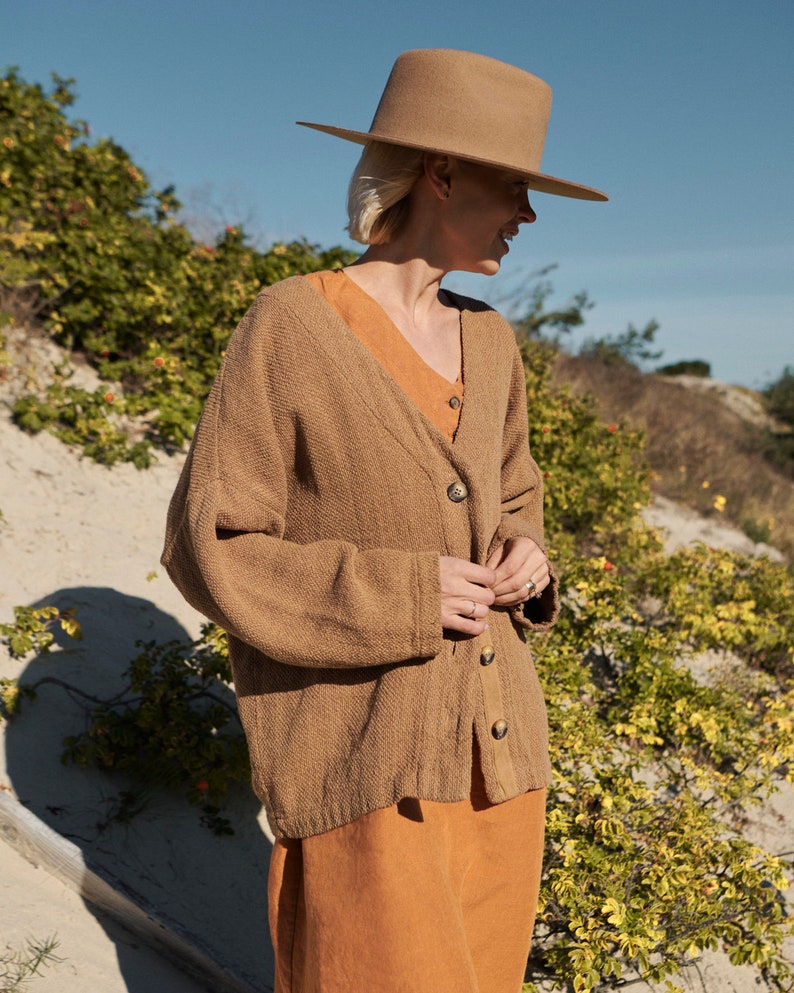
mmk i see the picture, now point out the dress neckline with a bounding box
[337,269,463,388]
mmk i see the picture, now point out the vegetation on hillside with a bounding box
[0,67,355,467]
[765,368,794,427]
[2,69,793,992]
[555,354,794,558]
[763,367,794,478]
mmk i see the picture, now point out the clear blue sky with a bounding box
[4,0,792,387]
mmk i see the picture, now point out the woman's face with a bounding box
[441,159,537,276]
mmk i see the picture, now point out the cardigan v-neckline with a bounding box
[336,269,464,388]
[296,275,481,457]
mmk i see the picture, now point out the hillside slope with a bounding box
[553,353,794,559]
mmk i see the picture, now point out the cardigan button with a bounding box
[491,719,508,740]
[448,395,461,410]
[480,645,495,666]
[447,480,468,502]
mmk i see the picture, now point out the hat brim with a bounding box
[297,121,608,202]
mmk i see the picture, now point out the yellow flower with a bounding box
[701,480,710,489]
[713,495,726,513]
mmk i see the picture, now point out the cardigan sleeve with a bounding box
[161,295,444,670]
[491,344,559,632]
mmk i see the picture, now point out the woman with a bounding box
[163,48,606,993]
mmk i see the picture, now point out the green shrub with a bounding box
[523,340,650,548]
[657,359,711,378]
[62,623,248,835]
[0,605,81,718]
[1,68,356,464]
[0,604,81,660]
[762,367,794,478]
[519,352,793,991]
[761,431,794,480]
[765,366,794,428]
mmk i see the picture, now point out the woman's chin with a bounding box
[479,259,502,277]
[457,258,502,277]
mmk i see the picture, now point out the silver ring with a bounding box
[525,580,536,595]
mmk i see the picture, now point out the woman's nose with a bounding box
[519,194,537,225]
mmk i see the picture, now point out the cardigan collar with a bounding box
[287,275,501,471]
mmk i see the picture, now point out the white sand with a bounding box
[0,355,274,990]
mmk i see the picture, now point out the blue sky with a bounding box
[4,0,792,387]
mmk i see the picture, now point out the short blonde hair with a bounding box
[346,142,425,245]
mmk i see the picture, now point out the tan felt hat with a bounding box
[297,48,607,202]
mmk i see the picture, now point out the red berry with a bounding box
[153,357,165,367]
[542,426,550,434]
[104,392,115,404]
[607,424,617,433]
[195,779,210,792]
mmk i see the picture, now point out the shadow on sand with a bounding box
[4,586,274,992]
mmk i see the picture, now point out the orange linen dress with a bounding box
[266,269,546,993]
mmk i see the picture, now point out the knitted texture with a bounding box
[162,275,558,838]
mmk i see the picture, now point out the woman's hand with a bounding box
[439,556,496,635]
[486,536,549,608]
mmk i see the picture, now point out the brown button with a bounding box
[480,645,495,666]
[448,395,461,410]
[491,719,508,740]
[447,481,468,502]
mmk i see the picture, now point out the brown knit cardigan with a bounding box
[162,275,558,839]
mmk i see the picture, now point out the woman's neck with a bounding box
[345,250,449,324]
[342,250,461,380]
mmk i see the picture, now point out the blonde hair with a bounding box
[346,142,425,245]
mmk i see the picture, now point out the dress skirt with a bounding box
[268,756,546,993]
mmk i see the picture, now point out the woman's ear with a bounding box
[424,153,453,201]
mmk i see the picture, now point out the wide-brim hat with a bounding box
[297,49,607,202]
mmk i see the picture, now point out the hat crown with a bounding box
[370,49,552,175]
[296,48,607,201]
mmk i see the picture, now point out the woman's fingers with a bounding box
[488,537,550,605]
[439,556,495,634]
[439,545,552,632]
[439,556,496,601]
[492,562,550,606]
